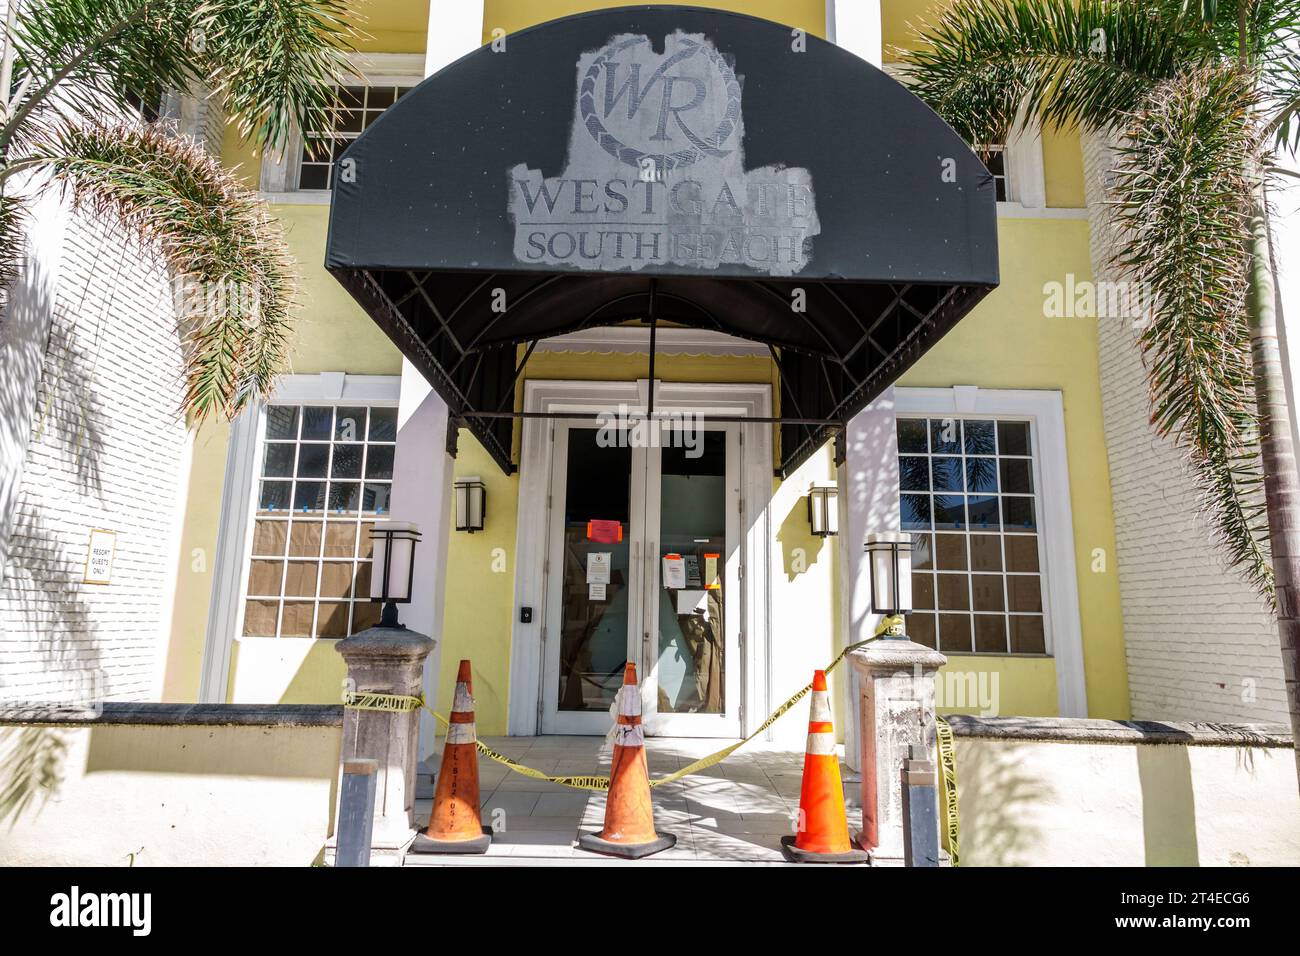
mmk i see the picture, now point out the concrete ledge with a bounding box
[944,714,1293,748]
[0,702,344,728]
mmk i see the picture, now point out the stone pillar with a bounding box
[334,626,435,865]
[850,637,946,865]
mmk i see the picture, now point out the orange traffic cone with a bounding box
[781,670,869,863]
[411,659,491,854]
[577,663,676,859]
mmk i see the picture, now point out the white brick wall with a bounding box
[0,210,187,705]
[1084,132,1289,723]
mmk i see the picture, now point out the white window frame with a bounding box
[884,64,1056,216]
[896,386,1087,716]
[198,372,401,703]
[258,53,425,204]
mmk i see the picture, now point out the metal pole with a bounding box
[646,278,657,419]
[336,758,378,867]
[462,408,844,427]
[901,744,940,867]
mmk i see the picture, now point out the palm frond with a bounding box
[901,0,1205,144]
[1109,65,1273,596]
[6,0,194,149]
[5,0,355,156]
[1258,21,1300,152]
[0,196,27,308]
[36,117,295,420]
[194,0,357,151]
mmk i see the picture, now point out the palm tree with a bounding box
[901,0,1300,782]
[0,0,355,419]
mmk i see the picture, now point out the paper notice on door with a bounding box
[683,554,701,587]
[661,553,686,589]
[589,582,606,601]
[586,552,611,584]
[703,552,721,590]
[586,519,622,544]
[677,588,708,619]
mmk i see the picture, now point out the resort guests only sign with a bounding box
[508,31,820,277]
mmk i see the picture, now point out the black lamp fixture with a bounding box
[865,532,913,634]
[369,521,421,628]
[454,477,486,533]
[807,484,839,537]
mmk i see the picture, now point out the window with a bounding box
[242,403,398,638]
[297,85,413,190]
[898,416,1046,655]
[123,85,162,123]
[980,146,1010,202]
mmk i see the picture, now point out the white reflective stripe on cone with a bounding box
[809,690,832,723]
[619,687,641,717]
[615,723,645,747]
[805,731,836,756]
[452,682,473,713]
[446,721,477,744]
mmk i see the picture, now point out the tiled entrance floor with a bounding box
[407,735,863,866]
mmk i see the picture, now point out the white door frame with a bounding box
[537,419,650,735]
[507,378,772,736]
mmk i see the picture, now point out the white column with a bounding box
[836,388,900,770]
[426,0,484,77]
[399,2,485,756]
[392,363,455,757]
[827,0,882,67]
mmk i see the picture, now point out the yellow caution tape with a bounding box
[344,614,905,792]
[342,691,423,713]
[935,715,960,867]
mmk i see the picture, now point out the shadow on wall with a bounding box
[3,332,109,699]
[775,495,825,582]
[0,222,139,829]
[1136,742,1200,866]
[956,741,1052,866]
[0,726,69,830]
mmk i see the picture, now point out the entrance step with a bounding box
[415,758,436,799]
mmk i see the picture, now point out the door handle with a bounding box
[643,541,655,669]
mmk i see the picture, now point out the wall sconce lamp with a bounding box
[454,477,486,533]
[865,532,912,633]
[369,521,421,628]
[807,484,839,537]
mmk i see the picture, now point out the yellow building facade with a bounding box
[162,0,1129,743]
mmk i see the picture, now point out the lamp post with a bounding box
[852,530,945,864]
[865,532,912,636]
[370,521,422,628]
[335,518,433,864]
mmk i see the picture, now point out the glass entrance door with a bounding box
[539,420,742,737]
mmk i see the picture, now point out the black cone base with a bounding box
[780,835,870,864]
[577,830,677,859]
[410,826,493,855]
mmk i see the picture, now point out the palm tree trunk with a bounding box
[1247,184,1300,785]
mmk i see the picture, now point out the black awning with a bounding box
[326,4,998,476]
